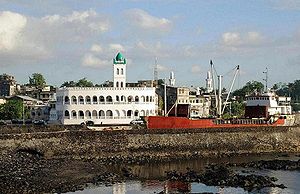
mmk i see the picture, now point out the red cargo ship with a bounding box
[145,91,294,129]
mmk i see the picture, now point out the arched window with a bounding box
[64,96,70,104]
[128,96,133,102]
[146,96,149,102]
[92,110,97,119]
[127,110,132,117]
[121,68,124,75]
[106,96,113,103]
[146,110,149,116]
[115,110,120,118]
[134,110,139,117]
[86,96,91,104]
[122,110,126,118]
[78,110,84,119]
[106,110,113,119]
[71,110,77,119]
[141,96,145,102]
[140,110,145,116]
[71,96,77,104]
[99,96,105,103]
[121,95,126,102]
[121,82,123,87]
[85,110,91,119]
[135,96,139,102]
[117,68,119,75]
[78,96,84,104]
[64,110,70,119]
[150,96,153,102]
[92,96,98,104]
[99,110,105,119]
[116,82,119,87]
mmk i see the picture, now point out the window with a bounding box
[117,68,119,75]
[121,68,124,75]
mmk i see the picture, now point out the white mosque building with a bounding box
[55,52,156,125]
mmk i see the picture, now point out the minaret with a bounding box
[206,71,213,93]
[113,52,126,88]
[169,71,175,86]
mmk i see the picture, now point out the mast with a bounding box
[210,60,218,116]
[263,67,268,92]
[222,65,240,114]
[218,75,222,117]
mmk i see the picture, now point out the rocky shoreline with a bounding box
[0,150,299,193]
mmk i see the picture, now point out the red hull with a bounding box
[146,116,285,129]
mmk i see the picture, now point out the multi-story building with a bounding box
[0,74,17,97]
[55,53,156,125]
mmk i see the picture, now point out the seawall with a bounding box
[0,126,300,162]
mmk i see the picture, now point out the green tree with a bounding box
[232,81,264,101]
[60,78,94,87]
[29,73,46,87]
[0,99,24,120]
[76,78,94,87]
[61,81,76,87]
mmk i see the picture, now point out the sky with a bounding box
[0,0,299,90]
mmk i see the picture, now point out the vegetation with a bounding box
[232,81,264,101]
[0,99,28,120]
[61,78,94,87]
[272,80,300,111]
[29,73,46,87]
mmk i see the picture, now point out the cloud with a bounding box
[41,10,109,33]
[90,44,103,53]
[0,11,27,51]
[221,31,264,47]
[0,9,111,65]
[124,9,172,32]
[81,53,110,68]
[109,44,125,52]
[191,65,201,74]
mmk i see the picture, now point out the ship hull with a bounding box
[145,116,286,130]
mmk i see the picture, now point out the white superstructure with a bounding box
[245,92,292,116]
[55,53,156,125]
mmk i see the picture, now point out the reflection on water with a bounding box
[71,154,300,194]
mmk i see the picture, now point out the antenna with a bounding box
[263,67,268,92]
[153,57,158,81]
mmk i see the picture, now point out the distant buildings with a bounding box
[0,74,17,97]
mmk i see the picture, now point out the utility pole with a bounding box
[164,78,167,116]
[263,67,268,92]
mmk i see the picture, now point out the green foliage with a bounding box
[60,78,94,87]
[76,78,94,87]
[273,80,300,111]
[29,73,46,87]
[0,99,24,120]
[222,101,245,118]
[232,81,264,101]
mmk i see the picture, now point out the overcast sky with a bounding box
[0,0,299,90]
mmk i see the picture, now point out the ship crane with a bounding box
[210,60,240,118]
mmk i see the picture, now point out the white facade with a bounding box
[55,53,156,125]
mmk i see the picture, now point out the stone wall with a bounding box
[0,126,299,162]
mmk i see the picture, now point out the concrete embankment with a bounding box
[0,125,299,162]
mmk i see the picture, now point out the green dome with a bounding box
[115,52,124,61]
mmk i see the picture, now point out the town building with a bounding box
[55,53,156,125]
[0,74,17,97]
